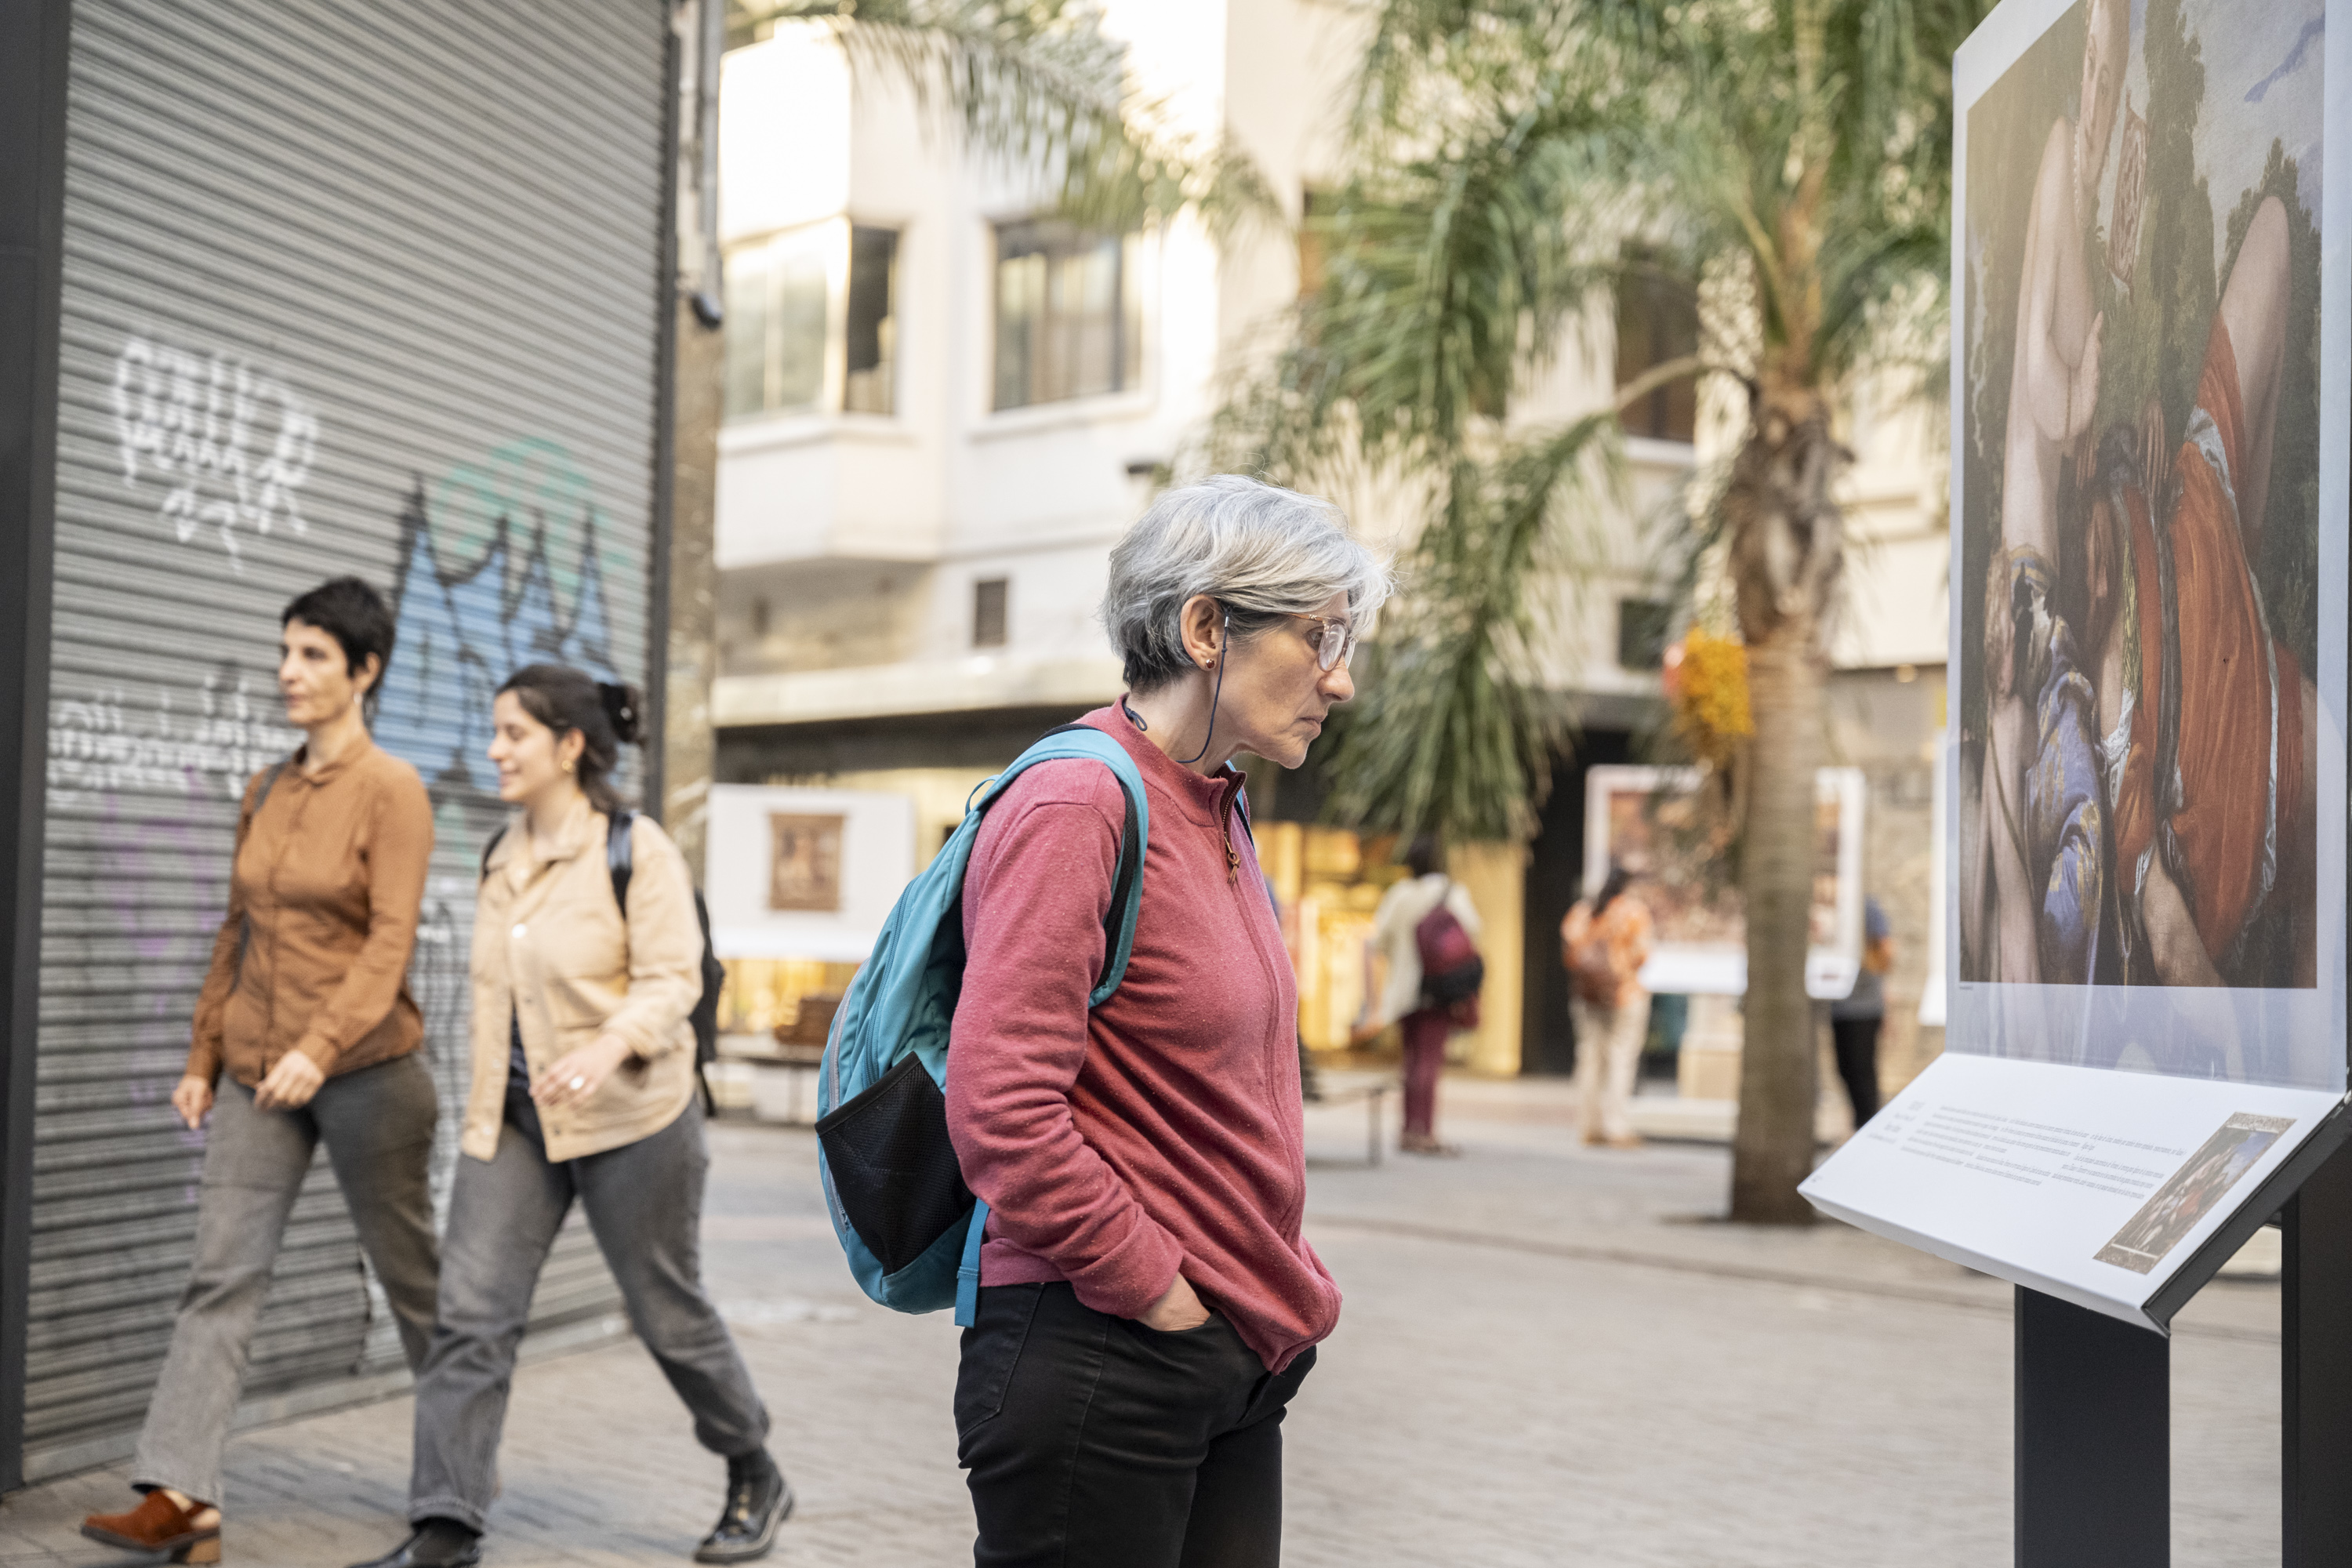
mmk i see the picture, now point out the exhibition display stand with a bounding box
[1847,0,2352,1556]
[2012,1124,2352,1567]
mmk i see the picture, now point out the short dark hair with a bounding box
[498,663,647,816]
[1402,835,1443,878]
[282,576,395,715]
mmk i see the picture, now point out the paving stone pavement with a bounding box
[0,1076,2286,1566]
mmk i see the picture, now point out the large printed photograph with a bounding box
[1958,0,2328,1004]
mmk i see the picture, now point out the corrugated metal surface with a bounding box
[31,0,666,1469]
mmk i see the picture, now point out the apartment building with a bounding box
[708,0,1950,1080]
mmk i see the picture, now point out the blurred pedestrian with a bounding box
[83,578,438,1566]
[348,666,785,1568]
[1367,837,1483,1156]
[946,477,1382,1567]
[1831,896,1893,1128]
[1561,865,1653,1149]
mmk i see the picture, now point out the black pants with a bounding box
[956,1282,1316,1568]
[1831,1015,1882,1125]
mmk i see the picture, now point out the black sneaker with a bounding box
[693,1449,793,1563]
[345,1520,481,1568]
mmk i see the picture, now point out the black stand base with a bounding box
[2283,1138,2352,1565]
[2015,1287,2169,1568]
[2012,1132,2352,1567]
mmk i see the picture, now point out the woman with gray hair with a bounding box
[946,474,1388,1566]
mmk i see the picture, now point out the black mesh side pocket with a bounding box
[816,1051,976,1276]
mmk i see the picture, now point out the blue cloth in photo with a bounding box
[2026,619,2104,985]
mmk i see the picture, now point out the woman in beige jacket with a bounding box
[349,665,787,1568]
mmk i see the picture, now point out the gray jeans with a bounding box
[408,1099,768,1530]
[132,1053,441,1504]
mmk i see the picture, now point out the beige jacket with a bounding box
[464,799,702,1162]
[1368,873,1483,1029]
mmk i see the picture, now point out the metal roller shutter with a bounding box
[30,0,666,1475]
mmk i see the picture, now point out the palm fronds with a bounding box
[1210,0,1987,848]
[739,1,1276,238]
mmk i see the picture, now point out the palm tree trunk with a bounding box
[1724,383,1842,1224]
[1730,630,1824,1221]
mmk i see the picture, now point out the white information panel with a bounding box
[1805,0,2352,1327]
[704,784,915,961]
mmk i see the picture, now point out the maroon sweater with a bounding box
[946,707,1339,1372]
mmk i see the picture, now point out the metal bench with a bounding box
[1305,1076,1393,1166]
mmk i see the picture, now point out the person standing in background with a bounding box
[82,578,440,1566]
[1561,866,1653,1150]
[1365,837,1483,1156]
[1831,897,1893,1129]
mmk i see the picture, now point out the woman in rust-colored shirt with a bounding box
[82,577,438,1566]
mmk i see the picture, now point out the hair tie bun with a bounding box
[597,681,644,745]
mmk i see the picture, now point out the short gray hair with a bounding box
[1103,475,1392,691]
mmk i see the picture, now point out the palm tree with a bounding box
[1211,0,1990,1222]
[728,0,1269,235]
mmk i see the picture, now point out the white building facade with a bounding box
[709,0,1950,1081]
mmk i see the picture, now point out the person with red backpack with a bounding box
[1560,864,1654,1149]
[1367,837,1484,1156]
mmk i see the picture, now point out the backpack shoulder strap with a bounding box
[479,823,508,881]
[607,808,635,913]
[975,725,1150,1006]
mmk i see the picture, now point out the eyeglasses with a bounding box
[1283,612,1357,671]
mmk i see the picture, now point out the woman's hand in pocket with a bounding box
[1138,1274,1211,1332]
[532,1033,635,1112]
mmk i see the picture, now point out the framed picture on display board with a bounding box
[1582,764,1866,1000]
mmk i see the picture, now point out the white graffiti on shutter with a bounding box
[111,335,319,570]
[48,668,299,809]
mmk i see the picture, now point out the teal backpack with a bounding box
[815,726,1150,1325]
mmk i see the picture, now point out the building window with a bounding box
[726,223,830,419]
[1615,249,1699,444]
[1617,598,1672,670]
[844,226,897,415]
[724,220,899,421]
[972,578,1009,648]
[993,220,1142,412]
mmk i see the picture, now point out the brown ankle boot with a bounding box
[82,1490,222,1563]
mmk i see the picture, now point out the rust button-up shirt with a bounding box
[187,740,435,1088]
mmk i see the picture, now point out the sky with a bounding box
[2114,0,2328,277]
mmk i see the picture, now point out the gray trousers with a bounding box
[132,1053,441,1504]
[408,1099,769,1530]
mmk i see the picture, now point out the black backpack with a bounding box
[482,810,728,1111]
